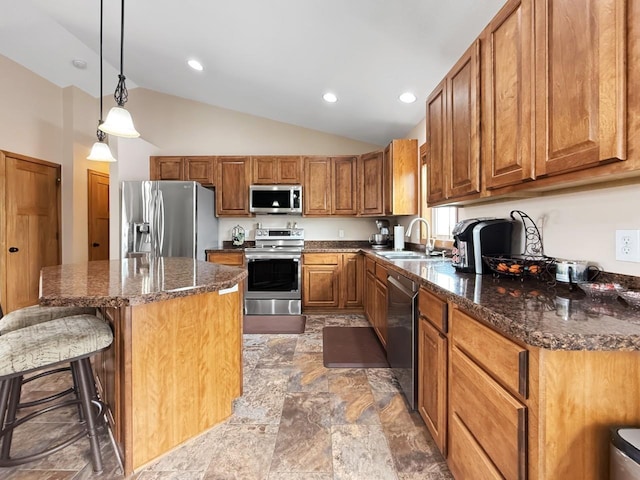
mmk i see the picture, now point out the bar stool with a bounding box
[0,305,97,408]
[0,314,113,473]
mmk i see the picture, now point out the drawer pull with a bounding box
[518,350,529,398]
[442,303,449,333]
[518,407,528,479]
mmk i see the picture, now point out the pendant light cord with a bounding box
[114,0,129,107]
[96,0,106,142]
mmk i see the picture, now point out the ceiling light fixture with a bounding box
[87,0,116,162]
[72,59,87,69]
[99,0,140,138]
[323,92,338,103]
[399,92,417,104]
[188,59,204,71]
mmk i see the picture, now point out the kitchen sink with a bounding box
[376,250,448,261]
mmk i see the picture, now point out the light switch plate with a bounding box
[615,230,640,262]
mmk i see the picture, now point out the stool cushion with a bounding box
[0,305,97,335]
[0,315,113,379]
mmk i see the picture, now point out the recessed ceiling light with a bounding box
[72,59,87,69]
[399,92,417,104]
[187,59,204,71]
[323,92,338,103]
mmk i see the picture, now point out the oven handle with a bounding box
[245,256,301,261]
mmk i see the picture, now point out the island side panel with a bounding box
[129,288,242,472]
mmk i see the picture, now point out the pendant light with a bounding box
[99,0,140,138]
[88,0,116,161]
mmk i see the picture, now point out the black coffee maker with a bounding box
[451,218,514,273]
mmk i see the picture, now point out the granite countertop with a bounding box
[39,257,247,308]
[364,250,640,351]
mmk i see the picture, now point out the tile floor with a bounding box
[1,314,452,479]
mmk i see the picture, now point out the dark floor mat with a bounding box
[243,315,306,334]
[322,326,389,368]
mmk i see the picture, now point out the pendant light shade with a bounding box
[88,140,116,162]
[99,105,139,138]
[88,0,117,161]
[99,0,139,139]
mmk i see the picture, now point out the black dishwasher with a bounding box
[387,271,419,410]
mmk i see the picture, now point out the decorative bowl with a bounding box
[617,289,640,309]
[576,282,621,302]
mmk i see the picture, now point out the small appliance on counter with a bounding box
[451,218,514,273]
[369,219,391,249]
[231,225,245,246]
[555,259,601,285]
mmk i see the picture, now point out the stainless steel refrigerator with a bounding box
[121,181,218,261]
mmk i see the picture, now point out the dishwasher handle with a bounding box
[387,272,418,296]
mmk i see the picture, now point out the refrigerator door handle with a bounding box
[150,189,158,256]
[158,190,165,256]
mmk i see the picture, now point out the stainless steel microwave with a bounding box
[249,185,303,214]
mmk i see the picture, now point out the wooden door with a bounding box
[331,156,357,215]
[3,153,60,312]
[303,157,331,215]
[185,157,214,186]
[483,0,535,189]
[426,80,447,204]
[373,277,387,347]
[252,156,278,184]
[216,157,250,216]
[384,140,418,215]
[302,265,339,308]
[359,150,384,216]
[277,157,301,184]
[340,253,363,308]
[150,156,184,180]
[534,0,626,176]
[88,170,110,261]
[447,40,481,199]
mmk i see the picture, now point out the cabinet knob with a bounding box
[8,247,18,253]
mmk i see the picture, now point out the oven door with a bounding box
[245,256,301,300]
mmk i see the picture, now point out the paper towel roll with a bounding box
[393,225,405,251]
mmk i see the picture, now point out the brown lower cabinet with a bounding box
[302,253,363,310]
[364,257,388,347]
[206,251,244,266]
[438,303,640,480]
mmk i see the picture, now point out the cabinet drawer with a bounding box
[450,346,526,480]
[418,287,448,333]
[451,308,528,397]
[365,256,376,274]
[449,412,503,480]
[303,253,339,265]
[375,263,387,283]
[206,252,244,266]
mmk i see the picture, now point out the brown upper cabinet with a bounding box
[482,0,535,190]
[150,156,215,186]
[359,150,385,216]
[303,156,357,216]
[251,156,302,184]
[216,156,251,217]
[427,0,632,206]
[534,0,627,176]
[384,139,419,215]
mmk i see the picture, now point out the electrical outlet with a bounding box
[338,229,345,238]
[615,230,640,262]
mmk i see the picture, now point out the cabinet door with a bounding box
[364,269,376,327]
[359,150,384,216]
[331,156,358,215]
[216,157,251,216]
[277,157,301,184]
[447,40,481,199]
[418,317,447,455]
[483,0,535,189]
[534,0,626,176]
[185,157,215,186]
[303,157,331,215]
[150,156,183,180]
[302,264,339,308]
[252,156,278,184]
[374,277,387,347]
[426,80,447,205]
[384,140,419,215]
[341,253,363,308]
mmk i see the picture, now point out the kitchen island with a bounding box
[39,257,247,475]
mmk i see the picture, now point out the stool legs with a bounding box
[74,358,104,473]
[1,377,23,460]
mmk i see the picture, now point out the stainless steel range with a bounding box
[244,227,304,315]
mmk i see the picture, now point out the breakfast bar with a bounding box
[39,257,247,475]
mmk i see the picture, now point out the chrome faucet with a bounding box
[405,217,435,252]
